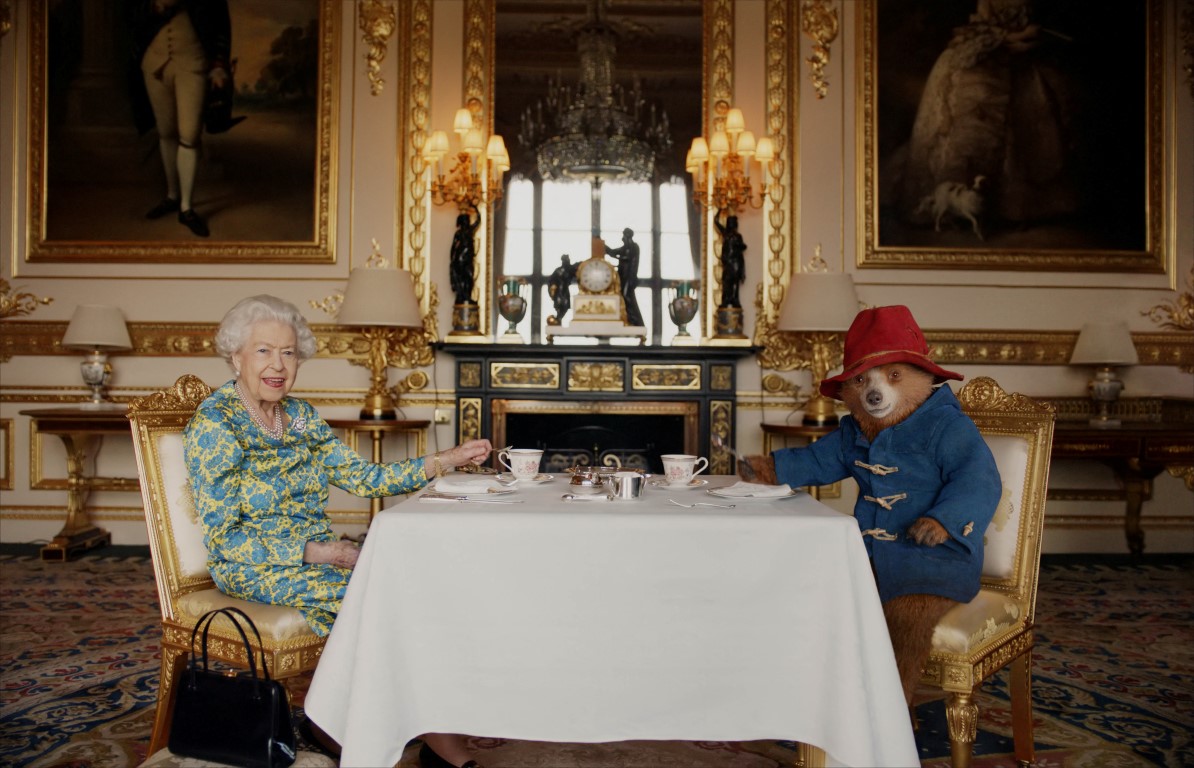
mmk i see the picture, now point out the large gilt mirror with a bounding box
[491,0,706,346]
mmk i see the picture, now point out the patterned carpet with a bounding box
[0,550,1190,768]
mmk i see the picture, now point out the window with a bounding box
[496,178,698,345]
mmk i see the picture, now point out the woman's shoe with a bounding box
[418,741,484,768]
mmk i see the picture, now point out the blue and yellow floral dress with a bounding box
[183,381,427,635]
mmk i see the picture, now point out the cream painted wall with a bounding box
[1,1,1191,552]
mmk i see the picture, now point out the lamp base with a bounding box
[360,392,398,421]
[801,393,841,427]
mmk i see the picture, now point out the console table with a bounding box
[325,419,430,522]
[1051,421,1194,556]
[20,407,135,561]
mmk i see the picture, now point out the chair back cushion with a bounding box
[156,431,211,580]
[980,434,1029,580]
[128,375,215,620]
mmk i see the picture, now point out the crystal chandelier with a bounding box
[517,0,672,184]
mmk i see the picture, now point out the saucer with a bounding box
[650,478,708,490]
[497,473,554,485]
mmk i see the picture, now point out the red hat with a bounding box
[819,305,963,400]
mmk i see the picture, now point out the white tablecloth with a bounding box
[305,477,918,767]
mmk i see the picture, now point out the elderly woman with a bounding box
[184,294,489,768]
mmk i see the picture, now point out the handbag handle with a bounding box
[187,607,273,685]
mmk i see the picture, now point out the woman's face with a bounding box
[232,320,299,407]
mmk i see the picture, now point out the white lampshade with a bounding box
[62,305,132,350]
[337,268,424,328]
[776,272,859,332]
[1070,321,1139,366]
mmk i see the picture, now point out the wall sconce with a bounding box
[686,107,774,215]
[337,268,426,420]
[775,271,859,427]
[425,107,509,213]
[61,304,133,408]
[1070,320,1139,428]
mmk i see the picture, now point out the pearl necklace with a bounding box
[235,382,285,440]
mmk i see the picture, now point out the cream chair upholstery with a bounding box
[127,375,327,755]
[920,377,1055,768]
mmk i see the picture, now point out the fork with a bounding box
[710,433,757,481]
[668,499,736,509]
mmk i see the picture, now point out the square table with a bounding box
[305,476,918,767]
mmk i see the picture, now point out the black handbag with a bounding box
[168,607,297,768]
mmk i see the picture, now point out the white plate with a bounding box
[650,478,708,490]
[707,487,798,501]
[497,473,555,485]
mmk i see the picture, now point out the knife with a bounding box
[420,492,524,504]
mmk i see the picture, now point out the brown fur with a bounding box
[837,363,935,442]
[739,361,959,706]
[883,593,958,706]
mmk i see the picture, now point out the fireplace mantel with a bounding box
[438,344,757,474]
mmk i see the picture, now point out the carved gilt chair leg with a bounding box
[946,690,979,768]
[1009,650,1036,767]
[149,642,189,754]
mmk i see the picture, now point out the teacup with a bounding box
[498,448,544,480]
[660,454,709,486]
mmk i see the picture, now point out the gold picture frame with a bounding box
[26,0,339,264]
[858,0,1165,273]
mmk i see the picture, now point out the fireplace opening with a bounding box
[493,399,699,474]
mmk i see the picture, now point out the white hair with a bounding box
[214,295,318,365]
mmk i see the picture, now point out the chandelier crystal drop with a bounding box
[518,0,672,184]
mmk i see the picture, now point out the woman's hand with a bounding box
[303,540,360,569]
[429,439,494,476]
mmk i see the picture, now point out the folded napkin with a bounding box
[433,476,505,494]
[713,481,793,498]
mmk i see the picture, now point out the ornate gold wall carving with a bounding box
[631,365,701,391]
[709,400,733,475]
[752,1,795,341]
[459,397,482,442]
[459,362,482,388]
[490,362,559,389]
[0,279,52,319]
[3,322,1190,372]
[358,0,396,96]
[1143,267,1194,331]
[800,0,838,99]
[403,0,433,311]
[711,364,734,391]
[568,363,624,393]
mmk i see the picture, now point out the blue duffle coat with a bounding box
[772,385,1001,604]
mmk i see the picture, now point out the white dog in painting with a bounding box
[917,175,986,240]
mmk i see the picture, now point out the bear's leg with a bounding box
[882,593,958,706]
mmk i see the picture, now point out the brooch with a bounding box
[292,416,307,433]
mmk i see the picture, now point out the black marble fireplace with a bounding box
[438,344,755,475]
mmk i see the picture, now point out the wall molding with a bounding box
[2,321,1191,370]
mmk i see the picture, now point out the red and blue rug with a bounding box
[1,551,1190,767]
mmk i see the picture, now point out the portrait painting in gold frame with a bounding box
[26,0,338,264]
[857,0,1164,273]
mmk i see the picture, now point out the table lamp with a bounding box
[1070,320,1138,428]
[776,272,859,426]
[61,304,133,408]
[337,268,425,420]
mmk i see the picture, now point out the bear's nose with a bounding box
[866,389,884,406]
